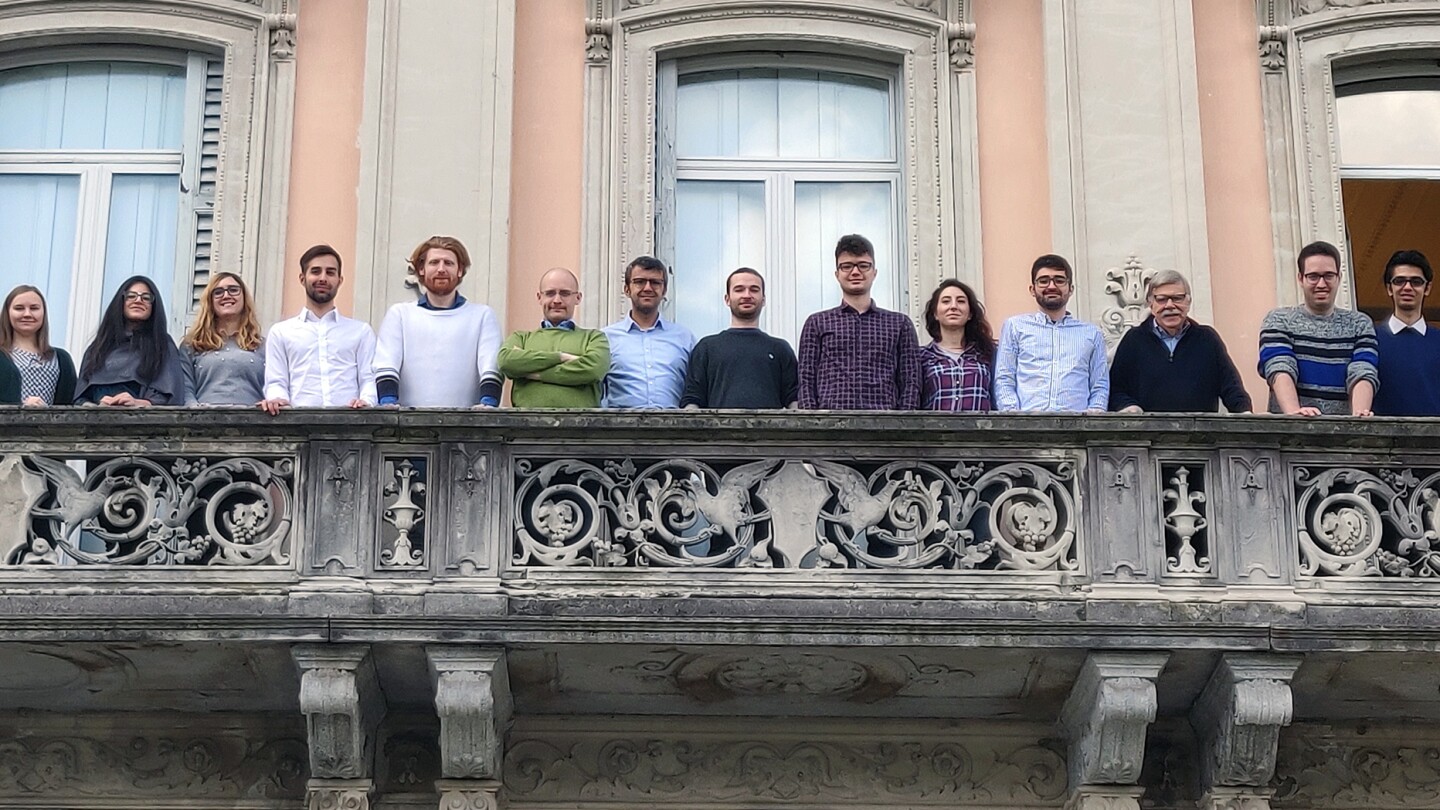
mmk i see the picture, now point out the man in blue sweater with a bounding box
[1372,249,1440,416]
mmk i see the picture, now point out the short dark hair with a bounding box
[834,234,875,262]
[624,255,667,286]
[1385,249,1433,285]
[1296,240,1341,275]
[726,267,765,292]
[299,243,343,275]
[1030,254,1072,283]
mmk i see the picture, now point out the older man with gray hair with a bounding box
[1108,269,1251,413]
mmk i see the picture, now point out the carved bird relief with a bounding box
[24,455,125,535]
[684,460,781,543]
[808,461,904,538]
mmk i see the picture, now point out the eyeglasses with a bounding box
[123,292,154,303]
[1390,276,1428,288]
[541,289,578,299]
[1301,272,1339,285]
[837,262,875,274]
[1034,277,1069,288]
[211,285,243,299]
[628,278,666,289]
[1150,294,1189,305]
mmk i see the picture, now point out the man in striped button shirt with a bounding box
[994,254,1109,412]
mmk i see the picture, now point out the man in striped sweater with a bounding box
[1258,240,1378,416]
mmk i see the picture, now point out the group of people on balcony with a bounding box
[1,232,1433,417]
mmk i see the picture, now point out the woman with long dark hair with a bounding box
[181,272,266,405]
[920,279,995,412]
[75,276,186,406]
[0,285,76,406]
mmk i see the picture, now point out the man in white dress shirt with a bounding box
[993,253,1109,412]
[259,244,377,414]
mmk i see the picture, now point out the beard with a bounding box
[306,286,336,305]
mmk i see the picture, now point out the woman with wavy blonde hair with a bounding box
[180,272,266,405]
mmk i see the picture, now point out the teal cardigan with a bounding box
[0,348,77,405]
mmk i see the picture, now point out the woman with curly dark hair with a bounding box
[920,279,995,412]
[74,276,186,406]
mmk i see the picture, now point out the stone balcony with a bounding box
[2,409,1440,810]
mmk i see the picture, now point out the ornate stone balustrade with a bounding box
[1,410,1438,594]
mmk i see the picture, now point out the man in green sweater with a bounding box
[499,268,610,408]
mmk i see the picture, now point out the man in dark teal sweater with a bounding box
[1373,250,1440,416]
[498,268,610,408]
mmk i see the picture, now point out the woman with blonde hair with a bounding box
[181,272,266,405]
[0,285,76,406]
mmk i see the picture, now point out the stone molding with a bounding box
[426,646,512,781]
[1191,654,1302,791]
[1060,652,1169,788]
[1272,724,1440,808]
[305,777,372,810]
[1065,786,1146,810]
[293,644,385,781]
[354,0,515,328]
[1042,0,1213,328]
[580,0,982,327]
[435,778,502,810]
[0,0,298,326]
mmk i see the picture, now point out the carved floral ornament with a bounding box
[511,455,1079,571]
[1293,465,1440,577]
[0,453,293,566]
[1293,0,1427,14]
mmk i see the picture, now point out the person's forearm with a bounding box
[1270,373,1302,413]
[1350,379,1375,415]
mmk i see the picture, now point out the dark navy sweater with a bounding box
[1108,316,1252,413]
[1373,320,1440,416]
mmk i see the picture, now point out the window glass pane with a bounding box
[677,69,890,160]
[102,174,179,312]
[0,62,186,150]
[793,181,897,320]
[674,180,766,339]
[0,174,79,347]
[1337,90,1440,167]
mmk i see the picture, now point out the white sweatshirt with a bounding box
[373,301,503,406]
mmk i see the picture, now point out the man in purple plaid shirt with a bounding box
[797,234,921,410]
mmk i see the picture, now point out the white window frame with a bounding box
[1258,0,1440,308]
[0,51,209,345]
[660,56,908,340]
[579,0,981,328]
[0,0,300,326]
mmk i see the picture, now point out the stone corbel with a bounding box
[1060,652,1170,810]
[584,16,612,64]
[293,644,386,809]
[427,647,512,808]
[946,21,977,70]
[268,13,298,61]
[1258,25,1287,72]
[1190,654,1301,808]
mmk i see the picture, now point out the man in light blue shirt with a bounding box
[602,256,696,408]
[994,254,1109,412]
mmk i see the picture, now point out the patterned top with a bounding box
[993,311,1109,412]
[919,342,992,412]
[1258,305,1379,415]
[11,348,59,405]
[797,302,921,410]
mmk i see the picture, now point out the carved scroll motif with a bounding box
[11,454,293,566]
[1293,466,1440,577]
[512,456,1079,571]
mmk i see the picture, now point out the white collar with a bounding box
[300,308,340,324]
[1389,314,1427,336]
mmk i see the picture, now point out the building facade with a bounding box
[4,1,1440,809]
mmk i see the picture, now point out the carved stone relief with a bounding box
[504,734,1067,804]
[1102,257,1158,346]
[0,731,306,799]
[1293,465,1440,577]
[1192,655,1301,793]
[427,647,511,781]
[1273,729,1440,807]
[1162,463,1212,576]
[292,645,384,782]
[1093,452,1151,581]
[1293,0,1426,14]
[9,454,293,566]
[378,456,427,569]
[512,456,1079,571]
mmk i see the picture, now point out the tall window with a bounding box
[659,58,904,343]
[1335,65,1440,321]
[0,55,212,349]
